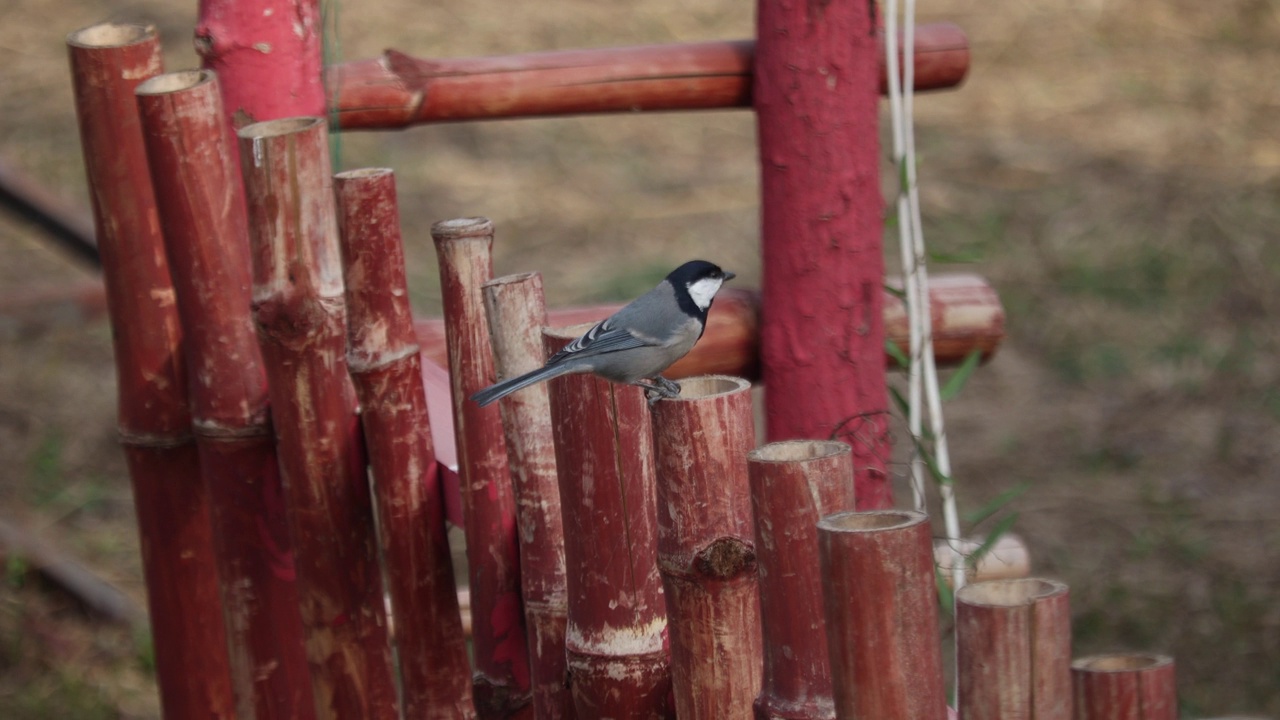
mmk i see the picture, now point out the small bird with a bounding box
[472,260,735,407]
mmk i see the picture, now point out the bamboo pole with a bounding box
[416,273,1005,378]
[956,578,1072,720]
[332,24,968,129]
[651,375,762,720]
[66,22,236,720]
[136,68,315,720]
[432,218,532,719]
[748,440,855,720]
[756,0,890,508]
[817,510,947,720]
[0,158,98,265]
[238,117,397,720]
[335,168,476,719]
[1071,655,1176,720]
[544,323,672,719]
[481,272,571,720]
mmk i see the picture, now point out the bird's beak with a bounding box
[723,271,736,281]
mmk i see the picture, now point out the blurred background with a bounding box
[2,0,1277,716]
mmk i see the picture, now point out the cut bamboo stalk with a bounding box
[66,22,236,720]
[238,117,397,720]
[332,25,968,128]
[335,168,476,720]
[432,218,532,719]
[936,533,1032,588]
[481,272,571,720]
[651,376,762,720]
[748,440,856,720]
[956,578,1072,720]
[544,323,672,719]
[414,273,1004,382]
[817,510,947,720]
[1071,655,1176,720]
[136,68,315,720]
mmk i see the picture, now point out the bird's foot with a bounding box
[636,376,682,406]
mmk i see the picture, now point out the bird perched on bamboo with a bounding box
[472,260,735,406]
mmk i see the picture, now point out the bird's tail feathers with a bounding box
[470,364,575,407]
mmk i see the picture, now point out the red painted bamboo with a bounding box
[957,578,1072,720]
[334,168,475,719]
[544,324,673,719]
[416,273,1005,379]
[1071,655,1176,720]
[136,68,315,720]
[651,376,762,719]
[755,0,891,509]
[481,272,571,720]
[817,511,947,720]
[195,0,325,128]
[238,117,397,720]
[67,22,236,720]
[747,440,856,720]
[432,218,532,718]
[332,24,967,129]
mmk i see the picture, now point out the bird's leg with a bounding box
[632,376,682,406]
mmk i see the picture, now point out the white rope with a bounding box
[885,0,966,590]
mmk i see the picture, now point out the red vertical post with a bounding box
[136,69,315,720]
[1071,655,1176,720]
[195,0,326,127]
[748,440,856,720]
[432,218,532,719]
[651,376,762,719]
[754,0,892,508]
[817,510,948,720]
[66,22,236,719]
[544,325,673,720]
[335,168,477,720]
[956,578,1072,720]
[238,117,398,720]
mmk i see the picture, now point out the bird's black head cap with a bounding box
[667,260,735,318]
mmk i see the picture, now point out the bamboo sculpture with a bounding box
[335,168,476,719]
[238,117,397,719]
[67,22,235,719]
[136,69,314,720]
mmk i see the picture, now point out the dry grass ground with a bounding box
[1,0,1278,716]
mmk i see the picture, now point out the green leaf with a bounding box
[935,566,955,611]
[908,433,951,486]
[940,350,983,401]
[885,338,910,369]
[883,283,908,301]
[888,385,910,416]
[965,482,1030,527]
[968,513,1018,568]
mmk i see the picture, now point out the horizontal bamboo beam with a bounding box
[416,273,1003,379]
[332,23,968,129]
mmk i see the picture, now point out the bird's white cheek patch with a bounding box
[688,277,723,310]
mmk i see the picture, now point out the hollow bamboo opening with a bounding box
[236,116,323,140]
[957,578,1067,607]
[1072,654,1172,672]
[136,69,212,95]
[67,22,153,48]
[818,509,924,533]
[748,438,848,464]
[665,375,748,400]
[483,271,541,290]
[431,217,493,239]
[334,167,392,181]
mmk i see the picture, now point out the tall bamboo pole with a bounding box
[482,272,571,720]
[817,510,947,720]
[957,578,1072,720]
[1071,655,1176,720]
[748,440,855,720]
[432,218,532,718]
[332,25,968,128]
[651,376,762,719]
[335,168,476,719]
[238,117,397,720]
[545,324,673,719]
[755,0,891,509]
[136,69,315,720]
[67,22,236,720]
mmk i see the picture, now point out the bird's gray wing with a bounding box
[548,316,658,364]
